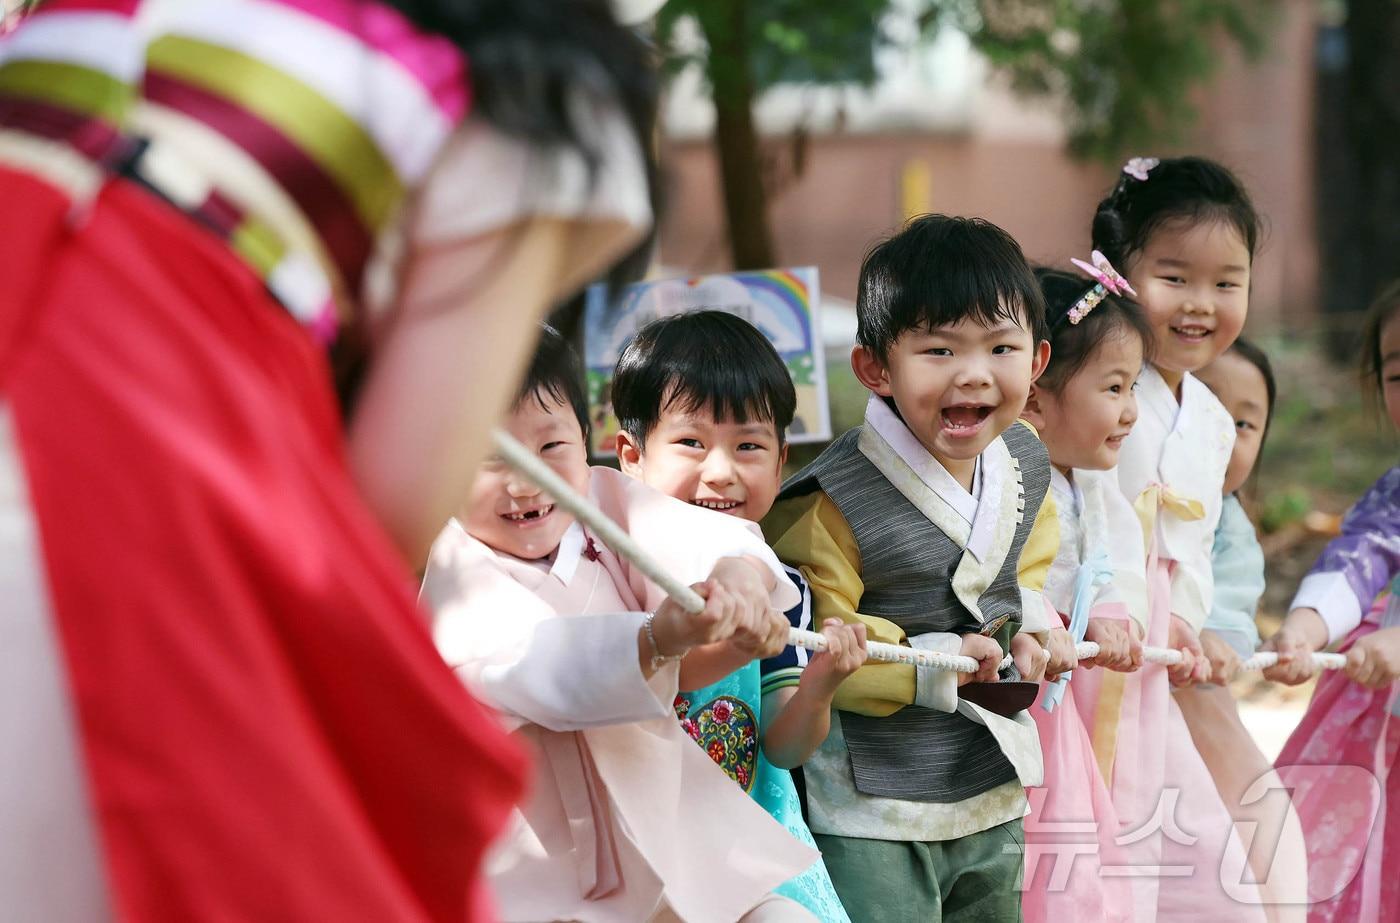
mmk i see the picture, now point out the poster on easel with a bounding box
[582,267,831,457]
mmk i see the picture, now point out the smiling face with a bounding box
[1124,218,1250,391]
[617,401,787,523]
[1196,349,1270,495]
[854,308,1049,487]
[1030,328,1145,472]
[460,390,591,560]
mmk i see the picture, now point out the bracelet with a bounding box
[644,613,686,671]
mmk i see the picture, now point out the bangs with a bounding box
[611,310,797,447]
[857,215,1047,360]
[659,375,782,431]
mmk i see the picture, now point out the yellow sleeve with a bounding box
[1009,422,1061,638]
[763,492,915,716]
[1018,487,1060,592]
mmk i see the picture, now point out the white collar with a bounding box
[549,520,587,584]
[1140,364,1202,434]
[864,395,986,542]
[1050,467,1075,507]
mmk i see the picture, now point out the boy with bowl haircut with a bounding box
[612,310,862,922]
[762,215,1061,921]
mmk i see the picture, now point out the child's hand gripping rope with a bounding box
[492,429,1352,681]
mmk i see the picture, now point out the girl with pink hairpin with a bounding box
[1081,156,1304,921]
[1018,263,1153,923]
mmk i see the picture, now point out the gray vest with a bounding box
[780,421,1050,802]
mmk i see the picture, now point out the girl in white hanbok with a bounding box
[1087,155,1271,921]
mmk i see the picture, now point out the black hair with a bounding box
[517,324,590,438]
[856,214,1048,362]
[1092,156,1262,272]
[1359,279,1400,404]
[611,310,797,449]
[1034,268,1154,393]
[381,0,661,286]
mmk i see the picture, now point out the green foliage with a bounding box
[657,0,1271,163]
[1258,487,1312,533]
[1251,331,1397,526]
[657,0,888,92]
[966,1,1270,159]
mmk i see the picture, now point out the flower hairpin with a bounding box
[1064,250,1136,325]
[1122,157,1159,182]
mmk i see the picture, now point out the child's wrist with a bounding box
[796,663,844,699]
[644,612,690,667]
[1284,607,1329,649]
[787,677,839,717]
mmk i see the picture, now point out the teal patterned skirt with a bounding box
[675,661,851,922]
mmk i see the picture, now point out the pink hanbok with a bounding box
[1098,366,1267,921]
[421,466,819,923]
[1025,468,1143,923]
[1275,465,1400,922]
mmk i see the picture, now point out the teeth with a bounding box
[693,499,740,510]
[505,504,553,522]
[943,406,989,427]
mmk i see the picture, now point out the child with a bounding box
[1019,265,1154,923]
[612,309,865,922]
[1195,340,1275,662]
[1269,281,1400,921]
[763,215,1063,922]
[1184,339,1308,921]
[1090,155,1267,920]
[421,327,821,923]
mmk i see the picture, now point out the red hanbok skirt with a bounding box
[0,163,525,921]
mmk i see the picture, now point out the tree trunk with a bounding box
[698,0,776,270]
[1317,0,1400,356]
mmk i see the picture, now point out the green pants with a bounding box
[814,820,1024,922]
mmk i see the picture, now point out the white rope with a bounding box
[1239,650,1347,673]
[491,429,1348,679]
[1074,642,1346,676]
[493,430,978,671]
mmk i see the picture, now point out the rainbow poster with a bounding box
[582,267,831,456]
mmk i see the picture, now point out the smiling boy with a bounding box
[612,311,863,921]
[761,215,1061,922]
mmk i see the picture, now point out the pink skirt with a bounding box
[1275,606,1399,922]
[1025,677,1136,923]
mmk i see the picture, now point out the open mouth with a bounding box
[940,404,993,437]
[1170,324,1213,343]
[502,503,555,524]
[691,498,743,513]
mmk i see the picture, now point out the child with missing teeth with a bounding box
[420,326,822,923]
[762,215,1065,922]
[611,310,862,923]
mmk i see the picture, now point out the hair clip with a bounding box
[1070,250,1136,297]
[1064,250,1136,325]
[1122,157,1159,181]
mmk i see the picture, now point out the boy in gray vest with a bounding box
[762,215,1063,921]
